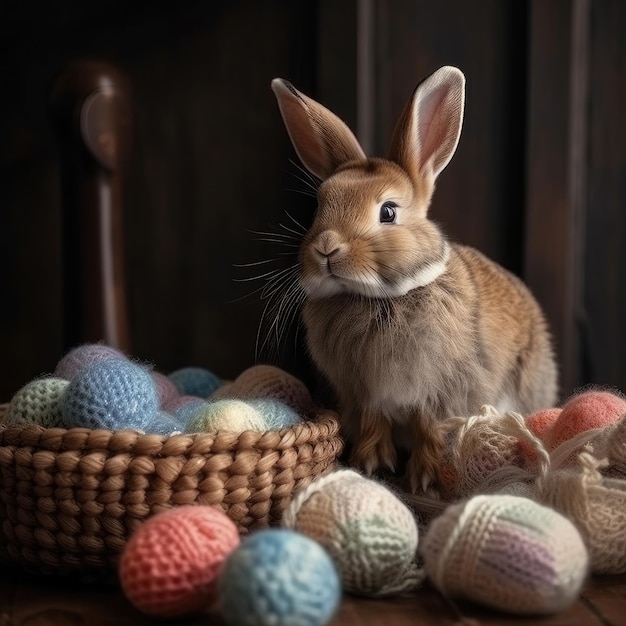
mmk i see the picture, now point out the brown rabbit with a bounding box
[271,66,558,493]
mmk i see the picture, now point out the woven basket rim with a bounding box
[0,402,342,453]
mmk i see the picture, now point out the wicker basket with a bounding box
[0,402,343,576]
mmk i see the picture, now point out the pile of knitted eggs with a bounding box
[3,343,314,435]
[118,468,589,624]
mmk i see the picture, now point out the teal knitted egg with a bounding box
[61,359,159,431]
[219,529,341,626]
[6,377,69,428]
[168,367,221,397]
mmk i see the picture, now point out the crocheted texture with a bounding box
[119,505,240,618]
[6,378,69,428]
[0,411,342,575]
[61,359,159,431]
[211,364,316,416]
[185,399,302,434]
[537,452,626,574]
[219,529,340,626]
[168,367,221,397]
[283,469,423,596]
[54,343,127,381]
[145,411,183,435]
[421,495,588,615]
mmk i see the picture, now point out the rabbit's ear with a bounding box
[272,79,366,181]
[387,66,465,184]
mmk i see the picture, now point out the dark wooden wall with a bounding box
[1,0,625,403]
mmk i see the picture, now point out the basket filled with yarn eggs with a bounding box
[0,343,343,577]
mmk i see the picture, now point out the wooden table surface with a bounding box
[1,567,624,626]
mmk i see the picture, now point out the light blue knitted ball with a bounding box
[54,343,128,381]
[144,411,184,436]
[244,398,303,429]
[219,529,341,626]
[170,400,210,431]
[61,359,159,431]
[168,367,221,398]
[6,377,70,428]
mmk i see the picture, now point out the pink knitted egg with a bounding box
[526,407,562,440]
[151,371,180,407]
[119,505,240,618]
[547,390,626,450]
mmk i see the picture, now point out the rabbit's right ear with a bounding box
[388,66,465,186]
[271,79,366,181]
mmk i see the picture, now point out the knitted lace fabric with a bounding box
[438,406,548,500]
[421,494,589,614]
[282,469,423,597]
[537,452,626,574]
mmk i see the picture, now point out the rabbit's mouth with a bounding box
[301,241,451,300]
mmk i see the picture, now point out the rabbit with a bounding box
[271,66,558,493]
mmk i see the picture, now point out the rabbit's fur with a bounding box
[271,66,558,492]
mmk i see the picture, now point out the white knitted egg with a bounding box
[282,470,422,596]
[421,495,589,614]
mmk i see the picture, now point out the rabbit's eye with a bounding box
[379,201,397,224]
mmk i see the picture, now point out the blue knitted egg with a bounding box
[168,367,221,397]
[219,529,341,626]
[6,377,70,428]
[54,343,128,381]
[144,411,184,436]
[170,400,210,431]
[61,359,159,431]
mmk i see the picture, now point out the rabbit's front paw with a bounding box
[349,413,396,475]
[406,424,444,494]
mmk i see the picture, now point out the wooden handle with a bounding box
[50,60,132,353]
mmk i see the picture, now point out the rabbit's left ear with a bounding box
[387,66,465,184]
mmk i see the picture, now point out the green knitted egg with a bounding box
[282,470,422,596]
[6,377,70,428]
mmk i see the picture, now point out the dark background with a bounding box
[1,0,624,404]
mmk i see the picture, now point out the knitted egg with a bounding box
[282,469,422,596]
[438,409,538,500]
[168,367,221,397]
[184,398,301,434]
[212,364,315,416]
[54,343,128,381]
[61,359,159,431]
[538,453,626,575]
[546,390,626,450]
[218,529,340,626]
[421,494,589,614]
[185,400,265,433]
[526,407,562,440]
[151,371,180,407]
[6,377,69,428]
[144,411,183,435]
[119,505,240,618]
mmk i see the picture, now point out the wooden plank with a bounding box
[583,0,626,392]
[524,0,590,398]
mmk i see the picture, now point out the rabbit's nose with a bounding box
[313,230,345,259]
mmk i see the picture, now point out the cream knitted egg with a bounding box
[421,494,589,614]
[282,470,422,597]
